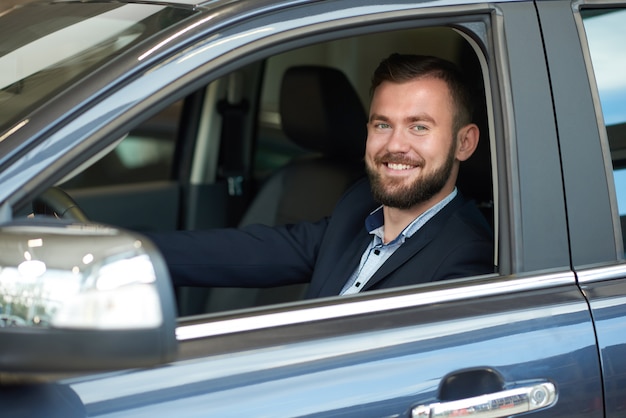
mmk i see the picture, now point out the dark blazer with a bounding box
[145,178,494,298]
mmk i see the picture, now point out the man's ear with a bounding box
[455,123,480,162]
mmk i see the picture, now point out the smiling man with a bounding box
[336,54,491,296]
[146,54,494,298]
[366,55,479,241]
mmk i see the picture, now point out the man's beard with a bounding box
[366,145,456,210]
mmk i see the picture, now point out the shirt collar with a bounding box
[365,188,458,243]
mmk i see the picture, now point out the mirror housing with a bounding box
[0,218,177,374]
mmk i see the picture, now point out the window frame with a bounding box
[160,1,569,326]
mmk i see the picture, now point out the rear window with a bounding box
[582,9,626,231]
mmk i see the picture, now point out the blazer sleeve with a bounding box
[142,218,330,288]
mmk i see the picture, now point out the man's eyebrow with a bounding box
[368,113,436,124]
[407,113,436,124]
[369,113,389,123]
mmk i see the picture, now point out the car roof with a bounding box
[47,0,317,11]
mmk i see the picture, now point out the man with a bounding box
[146,54,494,298]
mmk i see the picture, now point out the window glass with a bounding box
[582,9,626,228]
[614,168,626,216]
[60,101,182,188]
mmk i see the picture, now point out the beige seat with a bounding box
[206,65,368,312]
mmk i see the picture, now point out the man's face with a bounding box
[365,76,459,210]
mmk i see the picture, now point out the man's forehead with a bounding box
[370,78,455,116]
[372,76,451,96]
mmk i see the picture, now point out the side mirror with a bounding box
[0,218,177,375]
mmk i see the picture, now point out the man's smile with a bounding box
[377,153,424,175]
[386,162,416,171]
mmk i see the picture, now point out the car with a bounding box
[0,0,625,416]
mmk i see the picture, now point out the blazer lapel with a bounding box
[362,194,465,291]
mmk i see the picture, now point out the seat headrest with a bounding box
[279,65,367,159]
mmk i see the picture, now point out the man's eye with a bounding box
[412,125,428,132]
[375,123,391,129]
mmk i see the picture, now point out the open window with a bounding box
[53,21,496,316]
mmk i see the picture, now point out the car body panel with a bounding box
[538,0,620,266]
[1,273,602,417]
[579,266,626,417]
[494,1,570,273]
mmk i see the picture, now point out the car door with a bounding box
[543,2,626,416]
[0,0,605,416]
[53,275,596,418]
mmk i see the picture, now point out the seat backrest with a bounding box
[205,65,368,312]
[240,65,367,226]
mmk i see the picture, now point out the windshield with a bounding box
[0,2,194,136]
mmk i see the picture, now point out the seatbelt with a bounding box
[216,72,250,223]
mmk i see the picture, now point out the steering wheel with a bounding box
[32,186,89,222]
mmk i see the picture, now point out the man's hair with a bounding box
[370,53,475,133]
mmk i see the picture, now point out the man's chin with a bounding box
[372,187,416,208]
[371,179,448,209]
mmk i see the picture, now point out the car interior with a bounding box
[52,25,495,316]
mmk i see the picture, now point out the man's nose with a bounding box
[385,129,410,152]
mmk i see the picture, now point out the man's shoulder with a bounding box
[448,194,493,240]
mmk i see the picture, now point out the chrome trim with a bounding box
[577,263,626,284]
[413,382,557,418]
[176,271,574,341]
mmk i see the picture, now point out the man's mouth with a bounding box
[386,162,415,171]
[374,153,423,173]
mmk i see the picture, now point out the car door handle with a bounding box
[412,382,556,418]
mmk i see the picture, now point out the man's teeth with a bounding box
[387,163,413,170]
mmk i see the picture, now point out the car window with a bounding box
[36,20,498,316]
[184,26,497,314]
[60,101,183,188]
[581,8,626,248]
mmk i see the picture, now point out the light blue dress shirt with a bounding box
[340,188,457,295]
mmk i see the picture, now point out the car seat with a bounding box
[205,65,368,312]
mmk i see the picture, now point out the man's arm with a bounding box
[142,218,330,288]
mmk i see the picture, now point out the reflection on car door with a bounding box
[62,273,601,417]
